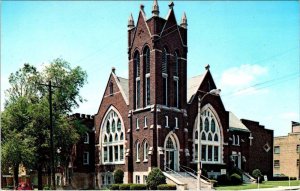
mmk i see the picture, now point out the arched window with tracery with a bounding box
[193,107,221,163]
[101,107,125,164]
[144,46,151,106]
[134,51,141,109]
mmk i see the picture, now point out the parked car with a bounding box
[16,182,33,190]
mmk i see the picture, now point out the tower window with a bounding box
[134,51,141,109]
[162,48,168,106]
[174,51,179,76]
[144,47,151,106]
[174,77,179,108]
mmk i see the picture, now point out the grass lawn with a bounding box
[215,180,300,190]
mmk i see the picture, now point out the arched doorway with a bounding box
[164,133,180,171]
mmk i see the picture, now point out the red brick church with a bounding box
[93,1,273,189]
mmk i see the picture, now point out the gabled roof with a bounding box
[111,72,129,105]
[186,71,207,103]
[229,112,250,132]
[117,76,129,102]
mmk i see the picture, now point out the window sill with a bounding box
[136,128,140,131]
[144,126,148,129]
[136,160,141,163]
[143,159,148,163]
[165,126,169,128]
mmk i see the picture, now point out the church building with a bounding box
[94,1,273,188]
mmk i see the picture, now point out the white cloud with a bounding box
[221,64,268,87]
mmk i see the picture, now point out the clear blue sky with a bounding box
[2,1,299,136]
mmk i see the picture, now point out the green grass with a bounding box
[215,180,300,190]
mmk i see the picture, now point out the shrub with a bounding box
[252,169,263,183]
[114,169,124,184]
[130,184,147,190]
[230,173,243,185]
[110,184,120,190]
[119,184,132,190]
[157,184,176,190]
[216,174,230,186]
[146,167,166,190]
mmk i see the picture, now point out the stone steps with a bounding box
[166,172,212,190]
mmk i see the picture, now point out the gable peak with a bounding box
[168,1,174,9]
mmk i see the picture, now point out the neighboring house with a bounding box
[274,122,300,179]
[66,113,95,189]
[94,1,274,188]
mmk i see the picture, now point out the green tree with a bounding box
[1,97,36,187]
[2,58,88,189]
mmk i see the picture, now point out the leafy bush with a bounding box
[216,174,231,186]
[43,186,50,190]
[114,169,124,184]
[119,184,132,190]
[146,167,166,190]
[157,184,176,190]
[110,184,120,190]
[130,184,147,190]
[230,173,243,185]
[252,169,263,183]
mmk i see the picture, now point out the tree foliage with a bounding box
[2,58,88,189]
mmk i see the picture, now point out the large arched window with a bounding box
[144,46,151,106]
[134,51,141,109]
[162,48,168,106]
[101,107,125,164]
[193,107,221,163]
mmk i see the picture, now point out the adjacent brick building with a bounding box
[94,1,274,188]
[274,122,300,179]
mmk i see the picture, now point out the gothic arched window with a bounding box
[144,46,151,106]
[101,108,125,164]
[162,48,168,106]
[193,107,221,163]
[134,51,141,109]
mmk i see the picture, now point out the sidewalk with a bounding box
[246,186,300,191]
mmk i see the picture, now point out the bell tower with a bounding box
[128,1,188,110]
[127,0,189,174]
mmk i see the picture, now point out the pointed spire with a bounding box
[180,12,187,29]
[152,0,159,17]
[128,13,135,30]
[168,1,174,9]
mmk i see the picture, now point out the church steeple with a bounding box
[152,0,159,17]
[180,12,187,29]
[128,13,135,30]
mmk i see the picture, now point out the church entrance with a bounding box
[164,134,179,171]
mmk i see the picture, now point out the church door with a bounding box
[165,136,178,171]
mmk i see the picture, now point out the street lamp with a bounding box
[197,89,221,190]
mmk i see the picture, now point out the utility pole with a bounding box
[40,81,59,190]
[49,81,56,190]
